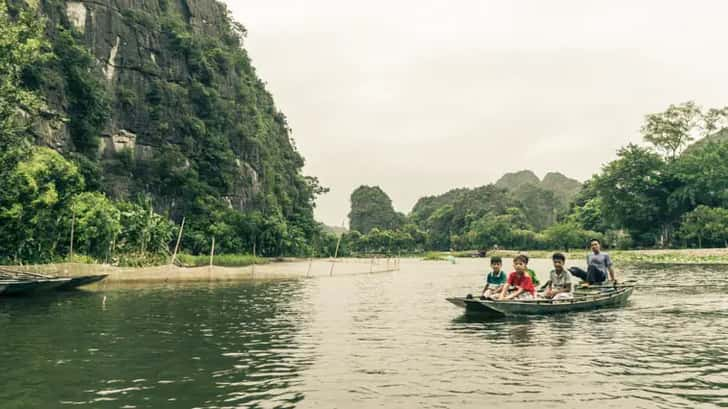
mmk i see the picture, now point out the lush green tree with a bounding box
[0,1,48,149]
[641,101,703,159]
[401,223,428,251]
[604,229,633,249]
[677,206,728,248]
[115,199,175,255]
[50,28,111,157]
[0,147,84,262]
[510,229,547,250]
[70,192,122,260]
[349,185,405,234]
[411,185,515,250]
[564,179,610,232]
[543,222,601,252]
[641,101,728,160]
[593,144,671,246]
[462,208,530,250]
[668,141,728,211]
[423,204,456,250]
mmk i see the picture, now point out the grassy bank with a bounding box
[176,253,268,268]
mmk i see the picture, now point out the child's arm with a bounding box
[481,283,489,297]
[498,283,509,300]
[505,287,524,300]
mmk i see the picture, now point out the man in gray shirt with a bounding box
[569,239,617,284]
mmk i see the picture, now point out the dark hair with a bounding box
[514,254,528,264]
[552,252,566,262]
[490,256,502,264]
[589,238,601,245]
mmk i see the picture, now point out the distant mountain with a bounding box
[493,170,582,230]
[496,170,581,203]
[541,172,583,202]
[684,128,728,154]
[494,170,540,191]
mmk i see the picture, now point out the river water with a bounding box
[1,258,726,409]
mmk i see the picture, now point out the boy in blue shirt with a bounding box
[481,256,507,299]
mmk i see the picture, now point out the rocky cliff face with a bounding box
[28,0,306,220]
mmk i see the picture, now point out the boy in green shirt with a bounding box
[481,256,507,299]
[521,254,540,286]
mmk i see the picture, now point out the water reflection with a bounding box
[0,281,314,409]
[1,261,727,408]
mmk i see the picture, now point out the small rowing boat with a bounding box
[447,286,634,317]
[0,278,72,296]
[0,268,108,297]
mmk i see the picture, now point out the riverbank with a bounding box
[5,248,726,285]
[2,258,400,285]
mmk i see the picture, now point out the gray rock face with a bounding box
[32,0,289,213]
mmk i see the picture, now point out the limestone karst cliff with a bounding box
[18,0,319,245]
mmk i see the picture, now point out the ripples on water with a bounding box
[0,260,726,408]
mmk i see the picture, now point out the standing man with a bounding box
[569,239,617,284]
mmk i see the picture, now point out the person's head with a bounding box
[552,252,565,270]
[490,256,502,272]
[513,255,528,273]
[590,239,601,253]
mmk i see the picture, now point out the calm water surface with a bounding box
[1,259,727,408]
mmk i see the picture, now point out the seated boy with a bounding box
[498,255,536,300]
[544,253,573,300]
[481,256,506,299]
[520,254,540,286]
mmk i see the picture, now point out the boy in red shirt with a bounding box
[498,255,536,300]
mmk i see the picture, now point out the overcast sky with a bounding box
[224,0,728,226]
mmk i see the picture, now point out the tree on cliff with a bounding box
[348,186,405,234]
[0,1,48,149]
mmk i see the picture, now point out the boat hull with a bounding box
[446,297,505,317]
[0,280,49,296]
[448,287,633,317]
[56,275,108,291]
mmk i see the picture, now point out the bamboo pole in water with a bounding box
[252,242,256,277]
[69,211,76,262]
[329,234,342,277]
[209,237,216,270]
[170,217,185,267]
[306,257,313,277]
[141,206,152,255]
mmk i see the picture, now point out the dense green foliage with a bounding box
[677,206,728,248]
[0,0,328,263]
[346,104,728,254]
[0,1,48,148]
[345,172,591,253]
[345,182,597,253]
[570,102,728,248]
[348,186,405,234]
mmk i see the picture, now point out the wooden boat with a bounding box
[0,280,44,296]
[56,274,108,291]
[447,286,634,317]
[0,268,108,293]
[445,296,505,317]
[0,278,72,296]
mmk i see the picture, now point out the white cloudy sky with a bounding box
[224,0,728,226]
